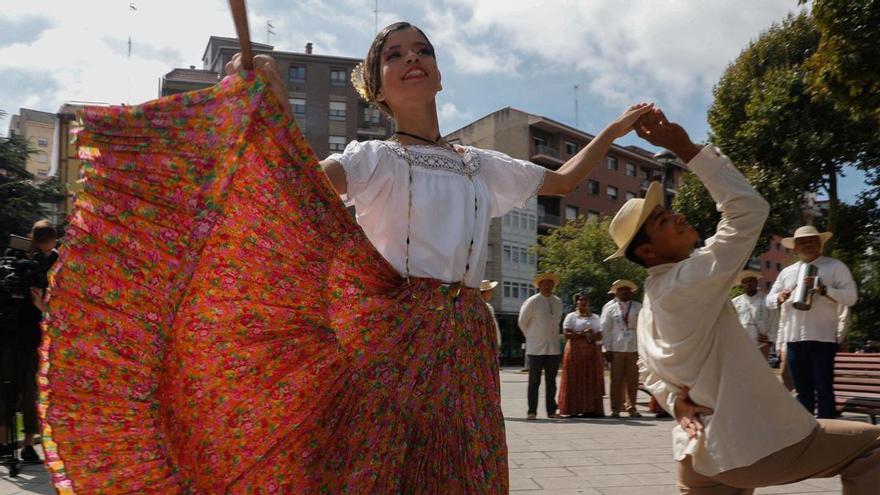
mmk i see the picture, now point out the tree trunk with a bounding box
[825,165,838,254]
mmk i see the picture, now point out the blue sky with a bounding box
[0,0,867,202]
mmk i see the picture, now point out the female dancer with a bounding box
[558,291,606,417]
[42,21,652,494]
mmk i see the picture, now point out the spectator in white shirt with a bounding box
[731,270,772,360]
[518,273,564,420]
[767,225,858,419]
[600,279,643,417]
[607,107,880,494]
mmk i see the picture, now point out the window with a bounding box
[765,260,771,269]
[775,242,781,252]
[527,214,536,230]
[512,247,520,264]
[363,106,381,124]
[289,98,306,116]
[564,141,579,155]
[587,210,600,222]
[329,101,347,120]
[512,284,519,299]
[328,135,346,152]
[776,263,782,272]
[288,64,306,82]
[606,156,618,171]
[639,168,649,180]
[528,253,536,266]
[511,211,520,228]
[607,185,618,200]
[626,162,637,177]
[503,281,511,298]
[37,138,49,147]
[588,180,600,195]
[330,68,347,86]
[503,213,511,226]
[565,205,579,220]
[503,245,511,262]
[625,191,636,201]
[520,247,528,264]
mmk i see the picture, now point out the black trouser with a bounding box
[0,349,39,435]
[787,340,837,419]
[527,354,560,416]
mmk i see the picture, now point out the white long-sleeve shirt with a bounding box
[731,291,770,345]
[600,298,641,353]
[767,257,857,348]
[638,146,816,476]
[518,293,563,355]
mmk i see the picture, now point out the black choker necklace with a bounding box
[394,130,442,145]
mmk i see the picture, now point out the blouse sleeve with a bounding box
[476,148,546,218]
[325,140,387,204]
[562,312,575,331]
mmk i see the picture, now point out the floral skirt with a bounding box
[557,338,605,416]
[39,72,507,494]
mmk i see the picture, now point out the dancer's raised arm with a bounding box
[539,103,654,196]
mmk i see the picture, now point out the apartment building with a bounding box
[161,36,394,159]
[7,108,56,180]
[445,107,683,361]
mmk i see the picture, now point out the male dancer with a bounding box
[606,107,879,494]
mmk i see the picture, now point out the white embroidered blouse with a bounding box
[327,140,546,288]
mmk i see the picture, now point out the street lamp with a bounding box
[652,149,678,206]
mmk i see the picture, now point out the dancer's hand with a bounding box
[225,53,293,119]
[634,108,701,163]
[611,103,655,138]
[777,289,792,304]
[673,386,713,439]
[30,287,48,313]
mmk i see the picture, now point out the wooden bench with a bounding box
[835,353,880,424]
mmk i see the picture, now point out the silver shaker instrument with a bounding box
[792,263,819,311]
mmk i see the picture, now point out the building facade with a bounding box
[162,36,395,159]
[445,107,683,362]
[7,108,56,180]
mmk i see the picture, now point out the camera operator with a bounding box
[0,220,58,463]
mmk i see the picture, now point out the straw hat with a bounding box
[532,273,560,288]
[737,270,762,284]
[479,280,498,292]
[781,225,832,250]
[607,279,638,295]
[605,181,663,261]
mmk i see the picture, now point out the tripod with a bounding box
[1,375,21,477]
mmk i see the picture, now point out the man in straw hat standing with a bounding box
[767,226,857,419]
[732,270,774,360]
[600,279,643,417]
[606,107,879,493]
[519,273,564,420]
[480,279,502,352]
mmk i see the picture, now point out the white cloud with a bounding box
[422,0,805,108]
[437,101,474,131]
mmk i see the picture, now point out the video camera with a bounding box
[0,235,50,313]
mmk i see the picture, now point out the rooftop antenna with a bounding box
[127,2,137,104]
[267,20,275,44]
[574,84,579,128]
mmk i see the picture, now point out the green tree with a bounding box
[803,0,880,123]
[533,217,646,311]
[706,13,880,252]
[0,127,63,249]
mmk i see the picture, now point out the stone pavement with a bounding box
[0,368,862,494]
[501,368,845,495]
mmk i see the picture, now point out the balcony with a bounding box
[538,213,561,227]
[531,144,564,167]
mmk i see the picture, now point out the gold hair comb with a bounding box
[351,62,370,101]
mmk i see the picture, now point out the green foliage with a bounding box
[708,12,880,248]
[805,0,880,123]
[533,217,646,312]
[0,131,63,249]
